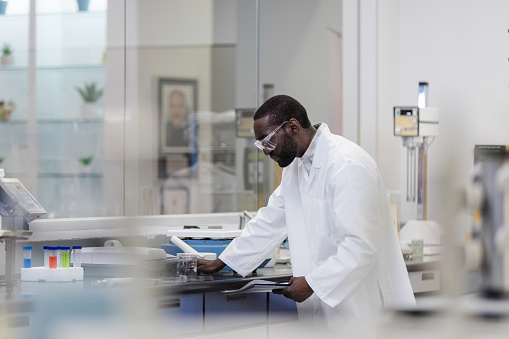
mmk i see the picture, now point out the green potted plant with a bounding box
[75,82,103,118]
[1,43,13,67]
[0,100,15,122]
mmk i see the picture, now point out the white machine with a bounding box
[0,169,46,290]
[394,83,442,255]
[465,147,509,295]
[78,240,169,271]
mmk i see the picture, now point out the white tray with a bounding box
[21,267,84,282]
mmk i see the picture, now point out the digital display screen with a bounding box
[4,181,43,211]
[400,109,414,116]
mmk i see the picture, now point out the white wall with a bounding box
[236,0,342,125]
[377,0,509,225]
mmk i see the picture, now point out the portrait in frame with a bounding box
[159,78,198,154]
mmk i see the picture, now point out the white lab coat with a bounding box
[219,123,415,334]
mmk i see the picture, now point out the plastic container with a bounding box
[43,246,49,268]
[48,247,57,269]
[72,246,82,267]
[61,246,70,268]
[23,246,32,268]
[56,247,62,268]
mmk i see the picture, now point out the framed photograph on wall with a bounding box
[159,78,198,154]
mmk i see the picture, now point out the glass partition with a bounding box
[0,0,342,218]
[124,0,261,216]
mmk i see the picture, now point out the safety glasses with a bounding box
[254,121,288,152]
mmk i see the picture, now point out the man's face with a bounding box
[169,92,186,128]
[254,116,298,168]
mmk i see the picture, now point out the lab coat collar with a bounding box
[311,123,331,169]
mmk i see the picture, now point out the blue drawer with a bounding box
[204,292,267,331]
[155,294,203,335]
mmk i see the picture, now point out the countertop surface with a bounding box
[151,265,294,296]
[0,256,440,304]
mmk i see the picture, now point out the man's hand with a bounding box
[197,258,226,275]
[273,276,313,302]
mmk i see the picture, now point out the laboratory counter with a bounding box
[149,256,441,297]
[151,265,293,297]
[0,258,441,338]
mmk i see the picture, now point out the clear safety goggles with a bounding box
[254,121,288,152]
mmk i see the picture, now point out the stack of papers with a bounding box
[223,279,289,294]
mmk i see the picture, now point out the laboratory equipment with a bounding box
[0,170,46,289]
[96,277,135,287]
[72,245,82,267]
[23,246,32,268]
[177,253,198,280]
[465,146,509,295]
[394,83,442,255]
[56,246,62,268]
[48,247,57,269]
[43,246,49,268]
[21,266,84,282]
[76,241,168,272]
[165,227,273,272]
[169,235,217,259]
[61,246,70,268]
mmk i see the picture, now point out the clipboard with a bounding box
[223,279,290,294]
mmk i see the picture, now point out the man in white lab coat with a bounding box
[198,95,415,334]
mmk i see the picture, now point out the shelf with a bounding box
[0,64,105,72]
[38,172,103,179]
[0,11,107,18]
[0,118,103,125]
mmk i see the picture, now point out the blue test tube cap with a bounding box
[62,246,71,250]
[23,246,32,250]
[73,246,82,249]
[43,246,49,250]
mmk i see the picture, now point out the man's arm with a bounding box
[273,276,314,302]
[197,258,226,275]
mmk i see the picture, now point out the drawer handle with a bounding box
[422,273,435,281]
[157,299,181,310]
[226,294,247,302]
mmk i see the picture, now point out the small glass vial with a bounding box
[61,246,70,268]
[43,246,49,268]
[23,246,32,268]
[56,246,62,268]
[48,247,57,269]
[72,246,82,267]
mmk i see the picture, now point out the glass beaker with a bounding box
[177,253,198,281]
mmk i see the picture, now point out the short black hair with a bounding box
[253,95,311,128]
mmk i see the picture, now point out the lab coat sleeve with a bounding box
[305,160,383,308]
[219,185,288,277]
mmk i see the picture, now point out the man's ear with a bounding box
[288,118,300,136]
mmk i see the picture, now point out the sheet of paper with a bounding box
[223,279,289,294]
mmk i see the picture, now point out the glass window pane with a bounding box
[126,0,259,215]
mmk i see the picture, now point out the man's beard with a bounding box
[275,132,298,168]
